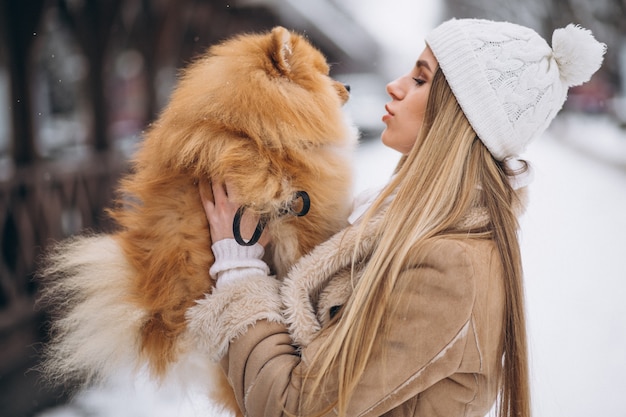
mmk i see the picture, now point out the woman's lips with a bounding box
[382,104,394,122]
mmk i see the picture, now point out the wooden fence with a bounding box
[0,151,128,415]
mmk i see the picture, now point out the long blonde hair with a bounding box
[300,68,530,417]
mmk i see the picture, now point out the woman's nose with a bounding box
[386,79,401,99]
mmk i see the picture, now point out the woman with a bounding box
[187,18,605,417]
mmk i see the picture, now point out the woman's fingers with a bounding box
[198,180,233,242]
[198,179,271,246]
[199,180,214,215]
[212,179,227,202]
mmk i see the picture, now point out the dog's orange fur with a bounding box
[105,27,355,412]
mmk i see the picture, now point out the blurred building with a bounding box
[0,1,383,416]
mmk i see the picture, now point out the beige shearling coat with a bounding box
[186,207,506,417]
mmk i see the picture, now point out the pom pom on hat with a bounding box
[552,24,607,87]
[426,18,606,162]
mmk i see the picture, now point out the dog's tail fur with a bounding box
[37,233,237,412]
[37,234,149,387]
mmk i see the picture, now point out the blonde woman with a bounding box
[189,19,605,417]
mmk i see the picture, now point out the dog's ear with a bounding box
[270,26,293,76]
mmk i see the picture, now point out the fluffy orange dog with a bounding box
[39,26,356,414]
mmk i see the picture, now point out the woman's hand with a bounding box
[199,180,270,247]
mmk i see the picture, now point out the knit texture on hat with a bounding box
[426,19,606,160]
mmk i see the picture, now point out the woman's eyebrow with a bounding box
[416,59,432,72]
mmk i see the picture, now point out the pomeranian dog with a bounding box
[39,26,357,415]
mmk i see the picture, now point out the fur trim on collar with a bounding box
[280,204,494,347]
[280,210,384,347]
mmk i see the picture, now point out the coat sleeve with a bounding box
[186,239,477,416]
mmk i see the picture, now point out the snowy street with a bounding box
[37,117,626,417]
[517,122,626,417]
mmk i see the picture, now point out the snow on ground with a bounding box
[552,113,626,169]
[520,124,626,417]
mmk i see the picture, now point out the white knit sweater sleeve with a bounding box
[209,239,270,289]
[187,239,281,361]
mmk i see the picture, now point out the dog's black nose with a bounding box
[344,83,350,93]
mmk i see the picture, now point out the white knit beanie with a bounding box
[426,18,606,161]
